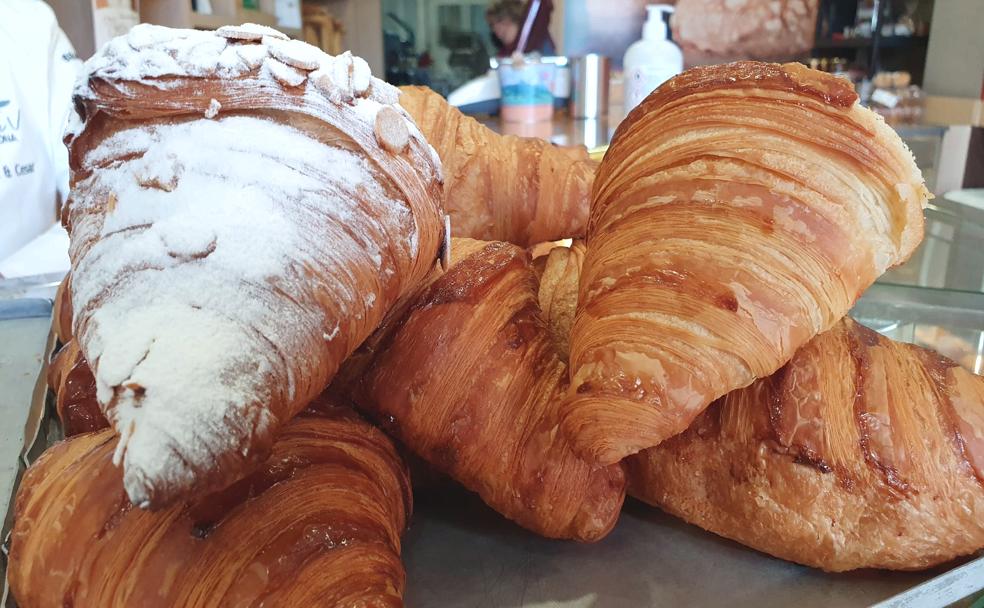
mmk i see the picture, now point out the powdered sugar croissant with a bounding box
[65,24,443,508]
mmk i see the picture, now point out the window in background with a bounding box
[382,0,494,95]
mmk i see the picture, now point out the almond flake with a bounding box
[264,57,307,87]
[216,23,286,41]
[264,37,322,71]
[374,106,410,154]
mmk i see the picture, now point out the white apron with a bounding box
[0,0,81,262]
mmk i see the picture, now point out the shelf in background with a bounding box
[141,0,301,39]
[813,35,929,50]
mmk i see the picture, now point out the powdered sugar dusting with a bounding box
[264,56,306,87]
[264,36,322,70]
[67,24,444,506]
[236,43,267,69]
[216,22,286,41]
[80,23,410,130]
[69,115,413,504]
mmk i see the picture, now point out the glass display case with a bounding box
[853,194,984,373]
[382,0,495,94]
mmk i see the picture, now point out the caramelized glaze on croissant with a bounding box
[65,25,443,508]
[8,400,412,607]
[565,61,930,464]
[626,318,984,571]
[399,86,595,246]
[336,239,625,541]
[47,339,107,437]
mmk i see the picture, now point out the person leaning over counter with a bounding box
[0,0,81,278]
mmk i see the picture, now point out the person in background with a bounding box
[487,0,556,57]
[0,0,82,278]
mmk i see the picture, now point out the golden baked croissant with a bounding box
[335,239,625,541]
[65,24,443,508]
[625,317,984,571]
[399,86,595,246]
[565,61,930,464]
[8,399,412,607]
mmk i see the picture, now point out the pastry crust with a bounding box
[400,86,595,246]
[335,239,625,541]
[626,318,984,571]
[8,399,412,607]
[47,339,107,437]
[565,61,930,465]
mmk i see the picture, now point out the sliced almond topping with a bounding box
[264,37,322,71]
[329,52,355,94]
[127,23,184,49]
[216,23,286,41]
[264,57,307,87]
[310,67,348,104]
[369,80,401,105]
[374,106,410,154]
[350,56,372,95]
[236,44,267,70]
[217,45,246,73]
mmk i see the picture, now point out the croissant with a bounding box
[565,61,930,464]
[335,238,625,541]
[399,85,595,246]
[625,317,984,571]
[65,24,443,508]
[8,399,412,607]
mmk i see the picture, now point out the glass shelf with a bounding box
[878,198,984,294]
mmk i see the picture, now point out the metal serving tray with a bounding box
[1,294,982,608]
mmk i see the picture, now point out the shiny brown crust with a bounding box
[65,31,443,508]
[52,273,73,344]
[399,86,595,246]
[626,318,984,572]
[8,401,412,607]
[47,339,108,437]
[335,239,625,541]
[565,61,929,464]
